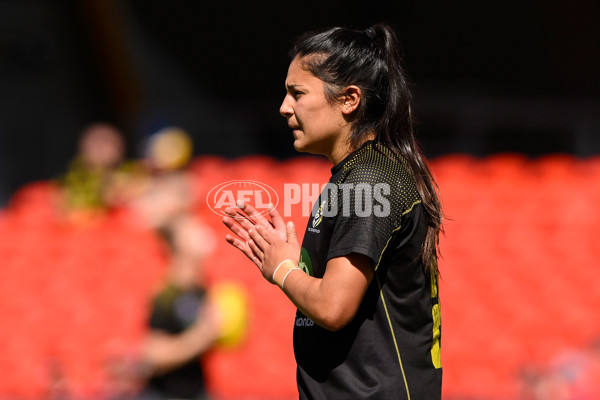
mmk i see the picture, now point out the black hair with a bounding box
[289,23,443,275]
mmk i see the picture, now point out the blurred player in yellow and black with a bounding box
[128,128,249,400]
[137,214,220,400]
[57,123,135,222]
[223,23,444,399]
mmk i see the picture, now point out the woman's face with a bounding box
[280,57,349,160]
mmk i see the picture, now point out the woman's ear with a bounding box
[341,85,361,115]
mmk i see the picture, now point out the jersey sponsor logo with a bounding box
[206,180,279,219]
[299,247,313,276]
[295,316,315,327]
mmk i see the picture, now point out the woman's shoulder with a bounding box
[342,143,413,185]
[339,144,420,210]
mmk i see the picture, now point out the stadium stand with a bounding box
[1,154,599,399]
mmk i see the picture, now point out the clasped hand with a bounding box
[223,201,300,284]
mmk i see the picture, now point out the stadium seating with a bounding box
[1,153,599,399]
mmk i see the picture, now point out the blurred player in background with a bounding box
[99,127,249,399]
[137,213,220,400]
[57,122,130,223]
[104,126,196,230]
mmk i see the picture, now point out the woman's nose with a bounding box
[279,96,293,117]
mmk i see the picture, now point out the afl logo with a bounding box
[206,180,279,220]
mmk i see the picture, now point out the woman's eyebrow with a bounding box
[285,83,303,91]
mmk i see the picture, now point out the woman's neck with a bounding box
[327,131,376,165]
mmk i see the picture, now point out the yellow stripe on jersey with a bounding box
[376,273,411,400]
[372,199,443,397]
[373,200,422,272]
[371,201,422,400]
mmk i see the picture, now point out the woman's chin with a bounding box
[293,139,306,152]
[293,140,327,158]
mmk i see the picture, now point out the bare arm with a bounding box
[141,303,220,375]
[281,253,373,331]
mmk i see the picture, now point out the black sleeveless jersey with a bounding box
[293,141,442,400]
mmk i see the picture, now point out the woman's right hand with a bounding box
[222,201,286,267]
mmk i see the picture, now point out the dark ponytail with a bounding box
[289,23,443,276]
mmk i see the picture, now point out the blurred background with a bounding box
[1,0,600,203]
[1,0,600,399]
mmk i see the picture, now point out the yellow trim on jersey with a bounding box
[373,200,421,272]
[376,273,411,400]
[372,199,445,397]
[372,200,421,400]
